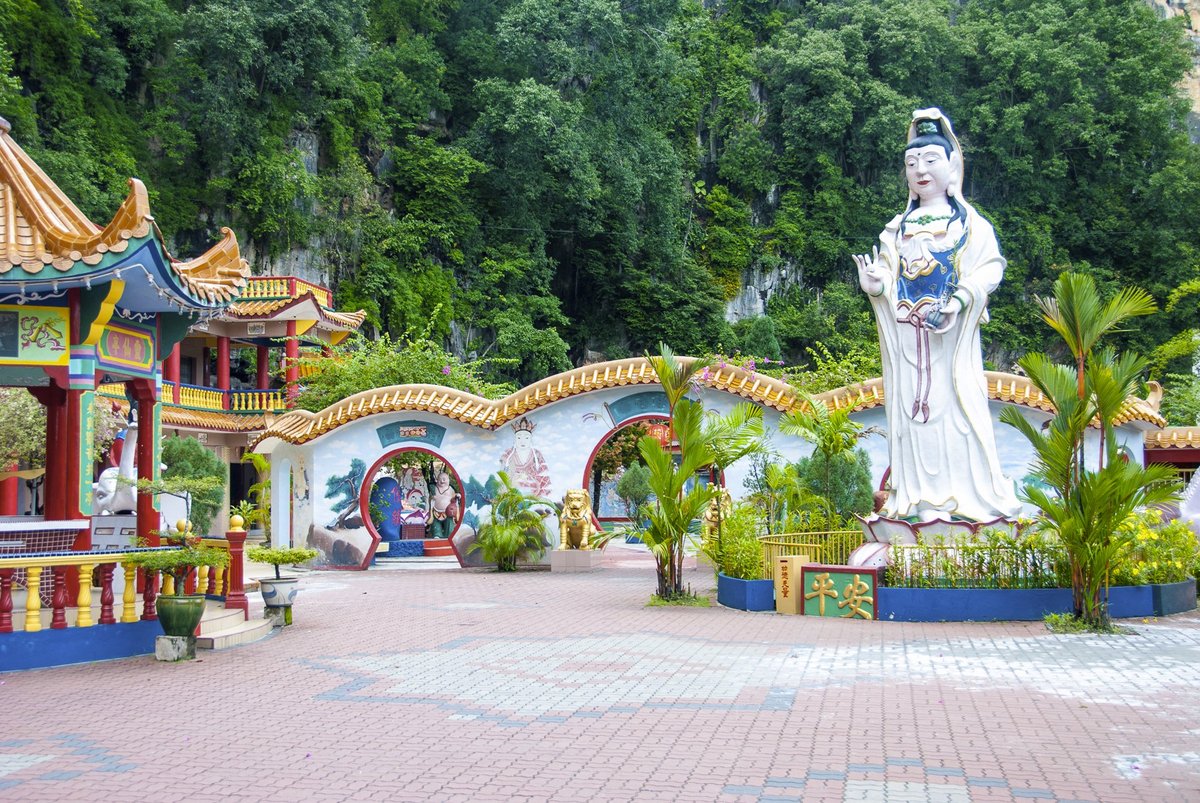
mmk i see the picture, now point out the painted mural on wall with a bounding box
[499,417,552,497]
[308,457,375,569]
[259,365,1162,570]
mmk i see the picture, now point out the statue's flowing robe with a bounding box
[867,206,1021,522]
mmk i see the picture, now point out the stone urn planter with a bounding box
[247,545,318,626]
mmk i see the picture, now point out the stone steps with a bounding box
[195,600,272,651]
[422,538,455,557]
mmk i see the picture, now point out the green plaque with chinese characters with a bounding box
[800,565,880,620]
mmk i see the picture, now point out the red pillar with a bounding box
[217,336,230,410]
[0,462,17,516]
[224,528,248,619]
[285,321,299,407]
[37,386,67,520]
[132,380,159,548]
[256,345,269,390]
[201,346,211,387]
[164,343,181,404]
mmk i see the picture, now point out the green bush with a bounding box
[247,546,319,580]
[1109,510,1199,586]
[886,527,1070,590]
[706,504,766,580]
[161,436,226,535]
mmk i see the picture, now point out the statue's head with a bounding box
[903,109,966,221]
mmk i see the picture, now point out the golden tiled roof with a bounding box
[816,372,1165,428]
[252,361,1168,449]
[225,294,366,330]
[0,117,249,299]
[1145,427,1200,450]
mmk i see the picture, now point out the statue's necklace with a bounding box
[909,214,951,225]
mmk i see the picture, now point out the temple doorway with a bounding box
[362,448,464,558]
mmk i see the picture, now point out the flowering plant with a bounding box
[1109,509,1198,586]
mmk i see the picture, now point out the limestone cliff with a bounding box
[1147,0,1200,138]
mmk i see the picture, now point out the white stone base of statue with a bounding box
[550,549,604,573]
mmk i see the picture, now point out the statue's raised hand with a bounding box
[854,246,884,296]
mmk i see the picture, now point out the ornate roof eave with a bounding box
[0,118,249,308]
[252,362,1166,452]
[1145,426,1200,450]
[224,294,366,331]
[816,372,1166,429]
[108,396,267,433]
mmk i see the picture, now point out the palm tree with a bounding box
[468,472,551,571]
[636,344,714,598]
[1001,272,1179,626]
[637,397,716,598]
[779,392,880,518]
[703,402,765,555]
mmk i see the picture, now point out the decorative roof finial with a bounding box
[0,117,10,134]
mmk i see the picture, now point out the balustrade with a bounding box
[242,276,333,307]
[178,384,225,411]
[0,533,246,634]
[228,389,284,413]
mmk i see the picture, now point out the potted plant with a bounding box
[127,523,231,646]
[705,504,775,612]
[246,545,318,625]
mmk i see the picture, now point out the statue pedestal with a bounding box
[155,635,195,662]
[551,549,604,573]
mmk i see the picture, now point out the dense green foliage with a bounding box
[160,435,226,535]
[5,0,1200,386]
[292,333,513,411]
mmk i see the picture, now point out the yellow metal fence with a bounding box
[757,530,864,580]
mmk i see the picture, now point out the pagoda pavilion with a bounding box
[0,116,249,550]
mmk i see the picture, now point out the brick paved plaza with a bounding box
[2,544,1199,802]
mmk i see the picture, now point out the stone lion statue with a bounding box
[558,489,595,550]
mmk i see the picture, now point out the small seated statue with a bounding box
[701,489,733,546]
[558,489,595,550]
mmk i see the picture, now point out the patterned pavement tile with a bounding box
[1,544,1198,802]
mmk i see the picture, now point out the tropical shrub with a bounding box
[1001,272,1181,626]
[1109,510,1199,586]
[468,472,550,571]
[703,504,766,580]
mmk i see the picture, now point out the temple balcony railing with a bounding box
[241,275,333,309]
[97,383,285,415]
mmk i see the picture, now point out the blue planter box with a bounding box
[1107,578,1196,618]
[717,573,775,612]
[877,587,1072,622]
[877,579,1197,622]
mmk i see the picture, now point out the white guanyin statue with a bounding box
[853,108,1021,526]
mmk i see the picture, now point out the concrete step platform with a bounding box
[195,617,273,650]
